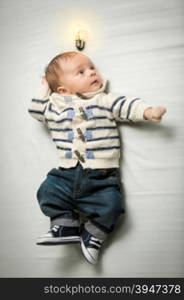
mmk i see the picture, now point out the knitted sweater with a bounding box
[28,81,150,169]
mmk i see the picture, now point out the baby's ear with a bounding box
[57,86,68,94]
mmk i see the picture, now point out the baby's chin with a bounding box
[82,82,103,94]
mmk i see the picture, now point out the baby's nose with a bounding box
[90,69,96,76]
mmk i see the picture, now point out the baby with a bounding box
[29,51,166,264]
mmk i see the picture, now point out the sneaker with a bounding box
[80,226,103,264]
[36,225,80,245]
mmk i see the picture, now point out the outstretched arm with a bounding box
[106,93,166,123]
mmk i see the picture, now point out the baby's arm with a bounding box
[106,94,166,123]
[28,77,51,123]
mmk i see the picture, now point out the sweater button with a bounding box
[77,128,85,142]
[74,150,85,163]
[79,107,88,120]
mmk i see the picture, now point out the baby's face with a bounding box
[58,54,103,94]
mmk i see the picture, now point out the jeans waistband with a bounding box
[59,161,82,171]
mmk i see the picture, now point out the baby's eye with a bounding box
[90,66,95,70]
[79,70,84,74]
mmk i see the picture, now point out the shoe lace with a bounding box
[89,236,103,249]
[49,225,60,233]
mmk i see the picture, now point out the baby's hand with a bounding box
[41,76,49,88]
[144,106,167,123]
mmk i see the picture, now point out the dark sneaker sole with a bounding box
[37,236,80,245]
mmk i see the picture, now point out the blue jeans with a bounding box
[37,163,124,239]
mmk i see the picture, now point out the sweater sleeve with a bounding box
[28,86,51,122]
[106,93,151,122]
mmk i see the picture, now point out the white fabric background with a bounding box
[1,0,184,277]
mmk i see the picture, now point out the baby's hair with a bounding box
[45,51,78,92]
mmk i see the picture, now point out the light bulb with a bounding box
[74,27,87,51]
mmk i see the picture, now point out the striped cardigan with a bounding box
[28,81,150,168]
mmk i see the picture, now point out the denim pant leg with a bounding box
[76,167,124,240]
[37,168,79,227]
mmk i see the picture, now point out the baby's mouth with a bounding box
[91,79,99,85]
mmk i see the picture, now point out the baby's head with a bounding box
[45,51,103,95]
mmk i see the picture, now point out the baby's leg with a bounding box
[77,167,124,263]
[36,167,80,245]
